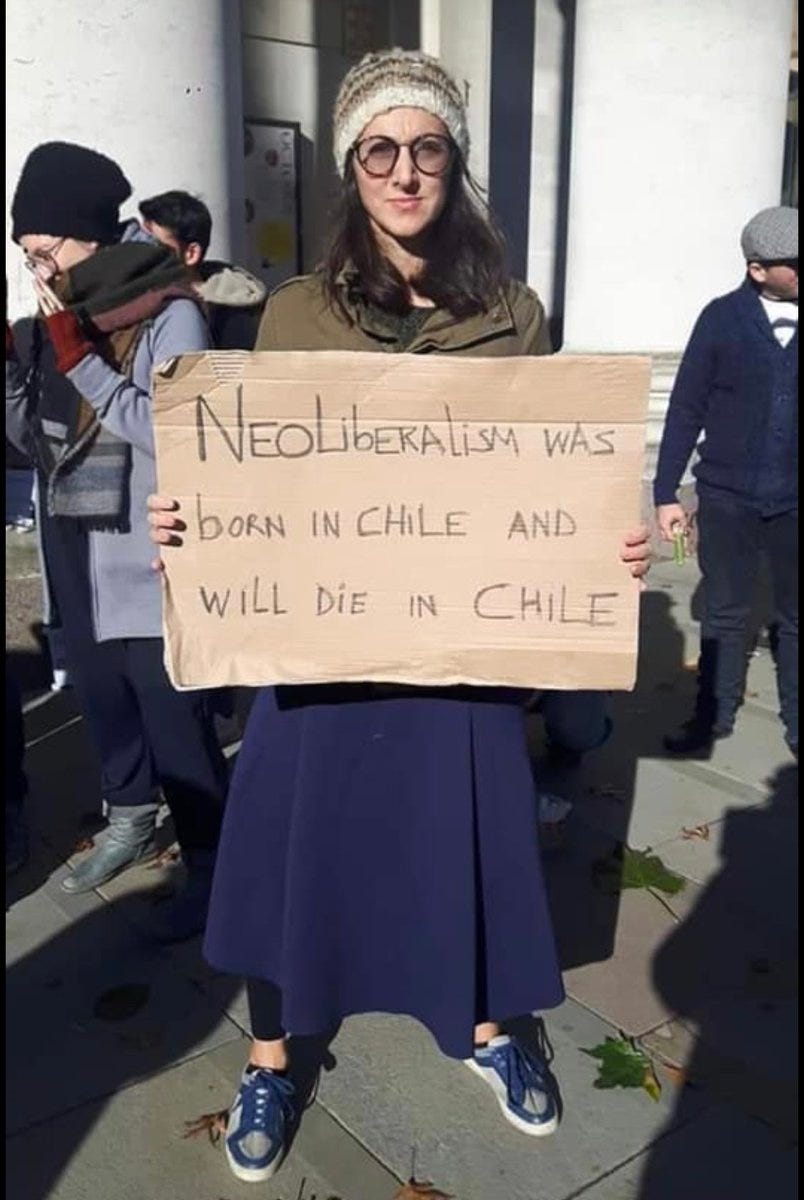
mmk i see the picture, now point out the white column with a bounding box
[526,0,568,317]
[420,0,493,189]
[561,0,795,353]
[6,0,245,321]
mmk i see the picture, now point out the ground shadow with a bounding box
[5,885,242,1200]
[7,872,338,1200]
[6,666,336,1197]
[534,586,691,971]
[634,763,798,1198]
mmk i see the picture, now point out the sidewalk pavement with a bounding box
[5,515,797,1200]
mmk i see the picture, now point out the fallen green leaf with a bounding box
[583,1036,662,1101]
[621,847,685,895]
[592,845,685,896]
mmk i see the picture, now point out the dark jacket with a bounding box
[196,261,267,350]
[653,280,797,514]
[255,271,552,357]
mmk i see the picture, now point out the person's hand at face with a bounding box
[32,276,65,316]
[19,236,96,373]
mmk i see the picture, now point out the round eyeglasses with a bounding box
[353,134,454,178]
[23,238,66,275]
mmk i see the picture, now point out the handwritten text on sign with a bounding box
[152,351,649,690]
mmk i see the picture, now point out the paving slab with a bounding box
[560,885,681,1037]
[641,1017,798,1141]
[6,1046,399,1200]
[6,883,242,1136]
[19,709,105,869]
[569,755,763,865]
[206,1038,402,1200]
[314,999,689,1200]
[577,1102,797,1200]
[653,773,798,921]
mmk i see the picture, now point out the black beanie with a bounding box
[11,142,132,245]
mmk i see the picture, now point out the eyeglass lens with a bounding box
[356,136,453,177]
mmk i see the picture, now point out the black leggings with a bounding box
[247,978,286,1042]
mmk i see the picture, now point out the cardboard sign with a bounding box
[152,351,650,691]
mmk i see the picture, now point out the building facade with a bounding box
[5,0,796,466]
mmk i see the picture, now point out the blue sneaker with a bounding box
[465,1034,558,1136]
[224,1066,295,1182]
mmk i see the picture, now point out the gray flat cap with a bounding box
[740,206,798,262]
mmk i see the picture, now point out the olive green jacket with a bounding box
[255,272,552,357]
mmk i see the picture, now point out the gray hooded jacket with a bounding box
[6,221,210,641]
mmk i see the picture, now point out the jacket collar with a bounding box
[736,277,797,351]
[333,268,516,351]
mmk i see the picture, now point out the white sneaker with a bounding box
[464,1034,559,1136]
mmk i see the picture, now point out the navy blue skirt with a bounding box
[203,684,564,1059]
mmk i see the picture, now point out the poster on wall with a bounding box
[243,119,302,291]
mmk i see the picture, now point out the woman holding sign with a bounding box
[150,49,650,1184]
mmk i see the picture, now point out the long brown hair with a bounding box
[322,150,510,322]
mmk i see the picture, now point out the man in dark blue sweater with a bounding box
[654,206,797,757]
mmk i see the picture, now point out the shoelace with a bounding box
[492,1041,550,1111]
[238,1070,295,1135]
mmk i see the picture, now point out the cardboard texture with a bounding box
[152,351,650,691]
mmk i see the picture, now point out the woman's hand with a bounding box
[620,524,652,586]
[35,279,95,373]
[147,494,185,571]
[32,277,65,316]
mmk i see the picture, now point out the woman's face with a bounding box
[19,234,97,281]
[352,107,453,246]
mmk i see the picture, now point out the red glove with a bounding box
[6,321,15,359]
[45,310,93,373]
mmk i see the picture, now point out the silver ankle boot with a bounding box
[61,802,160,894]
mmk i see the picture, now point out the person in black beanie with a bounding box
[6,141,228,940]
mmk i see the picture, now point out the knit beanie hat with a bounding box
[333,48,469,177]
[11,142,132,244]
[740,206,798,263]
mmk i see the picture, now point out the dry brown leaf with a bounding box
[681,824,710,841]
[146,846,182,870]
[393,1181,454,1200]
[183,1109,229,1144]
[662,1063,688,1088]
[72,836,95,853]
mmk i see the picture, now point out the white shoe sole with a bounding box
[224,1140,285,1183]
[464,1058,559,1137]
